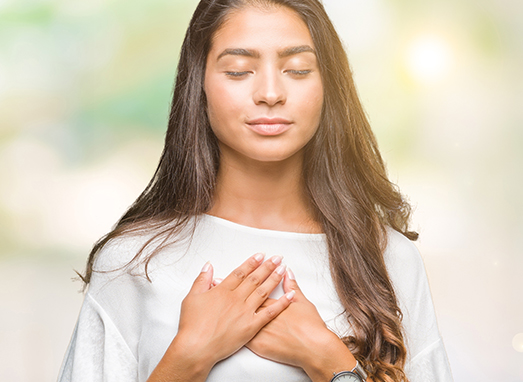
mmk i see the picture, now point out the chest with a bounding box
[135,229,349,381]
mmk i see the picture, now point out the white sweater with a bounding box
[58,214,453,381]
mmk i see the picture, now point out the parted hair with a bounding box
[82,1,417,381]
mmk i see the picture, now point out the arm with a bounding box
[246,269,369,382]
[58,293,139,382]
[147,254,294,382]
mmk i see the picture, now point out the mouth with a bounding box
[246,117,293,136]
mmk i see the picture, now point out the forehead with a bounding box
[209,5,314,55]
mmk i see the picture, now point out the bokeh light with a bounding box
[1,0,522,381]
[406,34,452,83]
[513,333,523,353]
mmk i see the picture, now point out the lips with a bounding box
[246,117,293,136]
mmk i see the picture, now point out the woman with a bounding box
[58,0,453,381]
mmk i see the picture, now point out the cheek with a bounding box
[301,83,324,123]
[300,85,323,142]
[206,79,244,128]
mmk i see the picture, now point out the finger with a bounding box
[245,262,286,308]
[283,268,304,301]
[189,262,214,294]
[235,256,283,299]
[255,297,277,313]
[259,298,277,307]
[253,289,295,326]
[220,253,265,291]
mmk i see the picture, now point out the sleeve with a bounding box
[405,339,454,382]
[384,229,454,382]
[57,293,139,382]
[58,236,158,382]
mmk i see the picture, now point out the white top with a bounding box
[58,215,453,382]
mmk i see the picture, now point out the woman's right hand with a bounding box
[147,254,294,382]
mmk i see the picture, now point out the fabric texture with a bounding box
[58,214,453,382]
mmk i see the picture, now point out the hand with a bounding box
[148,254,294,382]
[246,269,357,382]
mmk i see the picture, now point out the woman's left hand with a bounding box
[246,269,358,382]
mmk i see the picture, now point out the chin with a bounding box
[245,148,304,164]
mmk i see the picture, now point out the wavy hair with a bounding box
[82,1,417,381]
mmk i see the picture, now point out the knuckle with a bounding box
[248,275,261,286]
[196,274,206,283]
[181,297,190,309]
[255,288,268,299]
[265,306,276,318]
[233,269,246,280]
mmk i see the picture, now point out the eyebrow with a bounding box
[279,45,316,58]
[216,45,316,61]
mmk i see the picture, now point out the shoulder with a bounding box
[86,233,156,301]
[87,228,169,293]
[383,227,425,279]
[383,229,451,372]
[92,233,155,274]
[88,219,198,293]
[383,227,440,331]
[91,219,196,274]
[382,227,433,312]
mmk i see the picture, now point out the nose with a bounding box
[252,68,287,106]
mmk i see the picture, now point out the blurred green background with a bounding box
[0,0,521,380]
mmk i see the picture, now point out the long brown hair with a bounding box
[82,1,417,381]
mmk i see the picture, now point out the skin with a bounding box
[148,5,364,382]
[205,4,324,233]
[148,254,294,382]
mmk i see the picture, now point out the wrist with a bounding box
[302,332,358,382]
[174,330,218,366]
[151,333,215,381]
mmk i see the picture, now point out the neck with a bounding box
[207,149,321,233]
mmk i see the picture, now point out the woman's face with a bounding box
[204,5,324,164]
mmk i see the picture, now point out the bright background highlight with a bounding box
[0,0,522,381]
[406,35,452,83]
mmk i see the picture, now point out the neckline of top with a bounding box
[202,214,326,241]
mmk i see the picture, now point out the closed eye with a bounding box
[225,71,250,77]
[285,69,312,76]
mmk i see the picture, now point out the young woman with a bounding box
[58,1,453,381]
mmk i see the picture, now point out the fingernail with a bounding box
[286,290,296,300]
[214,278,223,285]
[201,262,211,273]
[287,268,295,280]
[271,256,283,265]
[254,253,265,262]
[275,264,286,275]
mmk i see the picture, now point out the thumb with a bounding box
[190,261,214,294]
[283,268,304,300]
